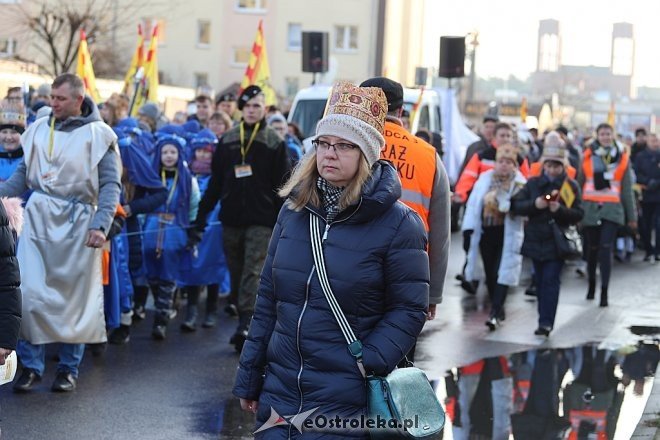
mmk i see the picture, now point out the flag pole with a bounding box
[128,67,145,116]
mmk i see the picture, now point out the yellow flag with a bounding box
[122,24,145,95]
[76,29,101,103]
[560,180,575,208]
[520,96,528,124]
[239,20,277,106]
[607,101,615,127]
[131,24,159,116]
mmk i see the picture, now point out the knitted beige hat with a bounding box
[540,131,568,165]
[315,82,387,166]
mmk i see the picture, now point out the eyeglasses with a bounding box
[312,139,359,154]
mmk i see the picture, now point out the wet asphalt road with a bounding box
[1,232,659,439]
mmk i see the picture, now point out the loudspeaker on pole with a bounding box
[439,36,466,78]
[302,32,329,73]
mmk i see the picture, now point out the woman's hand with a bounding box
[549,201,560,212]
[240,398,259,414]
[535,196,549,210]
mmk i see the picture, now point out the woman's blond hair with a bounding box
[279,151,372,211]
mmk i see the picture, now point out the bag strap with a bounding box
[309,214,366,377]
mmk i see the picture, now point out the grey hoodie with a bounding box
[0,96,121,234]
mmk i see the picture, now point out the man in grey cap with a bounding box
[360,77,450,327]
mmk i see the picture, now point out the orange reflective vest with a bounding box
[582,148,629,203]
[381,120,436,231]
[529,161,577,179]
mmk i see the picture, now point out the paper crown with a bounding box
[324,82,387,134]
[495,143,520,165]
[0,100,26,129]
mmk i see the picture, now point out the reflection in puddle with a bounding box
[437,339,659,439]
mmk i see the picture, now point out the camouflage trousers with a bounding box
[222,225,273,328]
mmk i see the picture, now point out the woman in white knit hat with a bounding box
[511,132,584,336]
[232,82,429,438]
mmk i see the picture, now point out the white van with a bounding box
[288,85,441,139]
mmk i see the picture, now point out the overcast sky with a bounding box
[423,0,660,88]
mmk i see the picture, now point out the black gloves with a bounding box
[186,225,204,249]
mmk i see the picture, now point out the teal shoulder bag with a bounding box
[310,215,445,439]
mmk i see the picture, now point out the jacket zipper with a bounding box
[289,200,363,438]
[306,197,363,243]
[291,268,314,439]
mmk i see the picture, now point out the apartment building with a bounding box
[1,0,430,100]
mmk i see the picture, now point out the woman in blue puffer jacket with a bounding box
[233,82,429,439]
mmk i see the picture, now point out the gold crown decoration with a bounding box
[0,99,26,128]
[495,143,520,164]
[325,81,388,134]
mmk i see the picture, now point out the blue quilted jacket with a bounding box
[233,161,429,438]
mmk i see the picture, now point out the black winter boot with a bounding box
[599,287,608,307]
[586,279,596,300]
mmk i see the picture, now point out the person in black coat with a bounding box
[511,133,583,336]
[0,197,23,364]
[233,82,428,439]
[634,132,660,261]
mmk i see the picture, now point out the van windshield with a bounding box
[290,99,327,138]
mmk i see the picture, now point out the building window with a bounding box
[0,38,16,56]
[334,25,357,52]
[198,20,211,47]
[142,18,166,45]
[612,38,633,76]
[231,46,251,67]
[194,73,209,89]
[285,77,299,98]
[236,0,266,12]
[538,34,559,72]
[287,23,301,51]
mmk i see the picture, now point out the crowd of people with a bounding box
[454,114,656,337]
[0,71,656,438]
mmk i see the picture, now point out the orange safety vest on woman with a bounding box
[582,148,629,203]
[530,161,577,179]
[381,120,436,231]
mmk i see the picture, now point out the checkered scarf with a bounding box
[316,177,344,223]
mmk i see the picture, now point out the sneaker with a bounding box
[133,305,146,321]
[224,304,238,317]
[202,314,217,329]
[534,327,551,337]
[644,254,652,262]
[51,372,76,392]
[108,325,131,345]
[13,368,41,393]
[152,325,167,340]
[485,317,499,331]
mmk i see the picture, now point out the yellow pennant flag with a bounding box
[76,29,101,103]
[520,96,528,124]
[239,20,277,106]
[123,24,145,95]
[131,24,160,116]
[607,101,615,127]
[560,179,576,208]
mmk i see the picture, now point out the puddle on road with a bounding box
[212,329,659,439]
[437,332,659,439]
